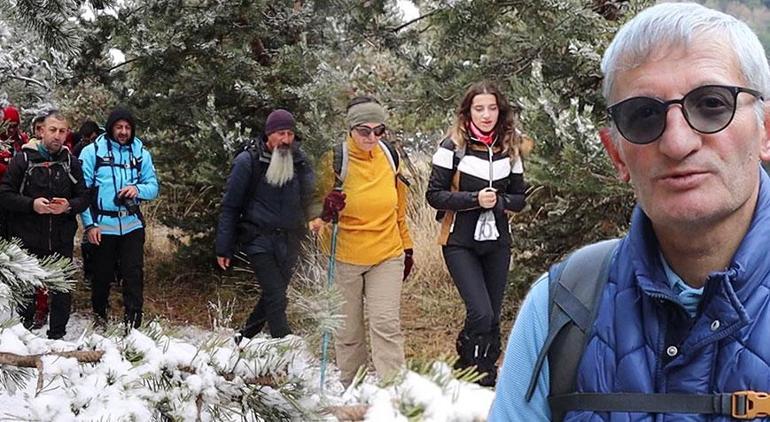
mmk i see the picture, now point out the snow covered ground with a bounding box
[0,313,495,421]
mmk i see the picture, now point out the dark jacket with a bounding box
[426,136,526,247]
[0,140,90,257]
[568,171,770,420]
[215,137,316,258]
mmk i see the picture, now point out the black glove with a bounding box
[403,249,414,281]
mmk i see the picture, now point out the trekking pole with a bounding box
[319,189,341,393]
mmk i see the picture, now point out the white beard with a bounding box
[264,147,294,187]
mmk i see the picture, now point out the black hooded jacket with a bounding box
[0,141,90,256]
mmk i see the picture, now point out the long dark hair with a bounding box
[449,81,521,157]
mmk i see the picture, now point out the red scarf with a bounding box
[468,122,496,146]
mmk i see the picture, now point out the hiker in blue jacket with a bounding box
[215,109,317,341]
[80,107,158,330]
[490,3,770,420]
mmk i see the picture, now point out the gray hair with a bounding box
[601,2,770,121]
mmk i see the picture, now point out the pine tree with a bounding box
[0,239,74,391]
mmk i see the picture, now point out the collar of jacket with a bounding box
[624,168,770,347]
[22,139,68,161]
[106,134,134,147]
[465,133,503,153]
[346,134,380,161]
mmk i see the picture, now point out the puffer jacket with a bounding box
[79,110,158,236]
[426,136,526,247]
[215,136,316,259]
[0,140,89,256]
[567,169,770,421]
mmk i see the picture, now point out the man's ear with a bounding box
[599,127,630,182]
[759,102,770,162]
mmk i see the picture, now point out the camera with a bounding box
[114,195,140,214]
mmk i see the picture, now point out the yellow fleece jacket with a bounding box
[315,136,413,266]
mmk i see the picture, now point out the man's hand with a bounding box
[403,249,414,281]
[48,197,70,215]
[308,217,325,234]
[33,197,52,214]
[217,256,230,270]
[117,185,139,199]
[478,188,498,209]
[86,226,102,245]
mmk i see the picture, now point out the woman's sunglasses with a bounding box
[353,124,386,138]
[607,85,764,145]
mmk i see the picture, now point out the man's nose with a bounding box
[657,105,702,161]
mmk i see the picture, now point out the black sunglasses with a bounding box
[607,85,764,145]
[352,124,386,138]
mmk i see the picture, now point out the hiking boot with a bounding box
[473,331,501,388]
[47,330,65,340]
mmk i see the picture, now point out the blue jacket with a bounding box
[566,169,770,421]
[489,169,770,421]
[80,134,159,236]
[215,139,316,259]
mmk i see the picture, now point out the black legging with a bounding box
[443,242,511,336]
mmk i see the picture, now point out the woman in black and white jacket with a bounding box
[426,81,527,387]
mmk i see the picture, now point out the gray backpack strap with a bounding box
[332,142,348,190]
[524,239,620,412]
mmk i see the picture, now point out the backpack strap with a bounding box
[242,142,269,211]
[333,140,408,189]
[524,239,619,407]
[18,152,77,194]
[332,142,349,190]
[378,140,398,173]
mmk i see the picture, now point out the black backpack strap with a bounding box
[525,239,620,406]
[548,392,741,417]
[242,143,268,210]
[332,142,348,190]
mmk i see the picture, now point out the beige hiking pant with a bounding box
[334,254,405,386]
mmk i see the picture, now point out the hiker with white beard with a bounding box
[216,109,317,340]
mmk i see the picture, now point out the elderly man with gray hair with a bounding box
[490,2,770,420]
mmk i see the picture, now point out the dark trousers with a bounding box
[241,249,297,338]
[90,228,145,328]
[443,243,511,336]
[17,247,72,339]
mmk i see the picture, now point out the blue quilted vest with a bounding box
[566,169,770,421]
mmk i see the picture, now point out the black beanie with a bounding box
[264,109,295,135]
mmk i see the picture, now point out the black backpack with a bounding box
[18,151,78,194]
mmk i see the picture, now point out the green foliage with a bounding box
[353,0,643,290]
[66,0,343,266]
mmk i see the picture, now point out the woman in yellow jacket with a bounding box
[309,96,414,387]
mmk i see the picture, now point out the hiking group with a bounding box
[0,107,159,338]
[3,2,770,419]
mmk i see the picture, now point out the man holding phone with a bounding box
[0,110,90,339]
